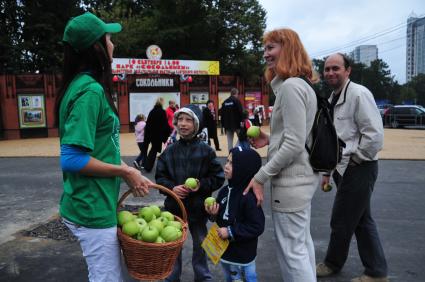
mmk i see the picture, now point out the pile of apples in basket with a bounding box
[117,205,182,243]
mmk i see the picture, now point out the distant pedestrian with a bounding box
[141,97,170,172]
[165,99,177,131]
[221,88,244,152]
[133,114,146,169]
[203,100,221,151]
[55,12,151,282]
[205,146,264,282]
[316,53,388,282]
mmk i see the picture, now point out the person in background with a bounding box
[244,28,320,281]
[141,97,170,172]
[236,109,252,150]
[205,146,264,282]
[156,104,225,282]
[166,99,177,131]
[221,88,244,153]
[55,12,151,282]
[133,114,146,169]
[316,53,388,282]
[203,100,221,151]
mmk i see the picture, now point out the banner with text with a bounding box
[112,58,220,75]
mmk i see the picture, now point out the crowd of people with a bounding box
[56,11,388,282]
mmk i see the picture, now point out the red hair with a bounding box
[263,28,312,83]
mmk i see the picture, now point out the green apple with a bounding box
[155,236,166,243]
[160,211,175,222]
[138,206,155,222]
[117,210,134,226]
[204,197,216,207]
[149,205,162,218]
[141,226,159,243]
[149,219,165,233]
[185,178,198,190]
[122,220,140,237]
[247,126,261,138]
[157,216,169,226]
[161,226,179,242]
[322,183,333,192]
[134,218,147,232]
[176,229,183,240]
[167,220,182,231]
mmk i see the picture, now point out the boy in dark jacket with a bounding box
[205,146,265,282]
[156,104,225,282]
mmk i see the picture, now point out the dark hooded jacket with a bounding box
[156,104,224,221]
[215,146,265,264]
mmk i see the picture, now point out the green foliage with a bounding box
[2,0,266,79]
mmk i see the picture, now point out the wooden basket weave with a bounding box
[117,183,188,281]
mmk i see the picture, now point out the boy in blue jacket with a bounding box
[205,146,265,282]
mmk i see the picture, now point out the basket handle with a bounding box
[118,183,188,223]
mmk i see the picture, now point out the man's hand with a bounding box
[243,178,264,206]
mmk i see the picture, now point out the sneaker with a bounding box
[216,148,222,151]
[133,160,140,170]
[351,275,389,282]
[316,262,334,277]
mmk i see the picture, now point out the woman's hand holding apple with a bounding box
[249,131,269,149]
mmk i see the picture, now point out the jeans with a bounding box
[221,260,257,282]
[325,161,388,277]
[63,218,123,282]
[273,205,316,282]
[135,142,144,164]
[165,218,212,282]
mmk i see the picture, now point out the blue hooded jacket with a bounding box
[215,146,265,264]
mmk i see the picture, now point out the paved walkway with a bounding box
[1,128,424,159]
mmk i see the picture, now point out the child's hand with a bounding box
[217,227,229,239]
[205,202,219,215]
[184,178,200,192]
[172,185,190,199]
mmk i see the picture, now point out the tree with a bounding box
[406,74,425,105]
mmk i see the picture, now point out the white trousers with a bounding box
[63,218,124,282]
[272,205,316,282]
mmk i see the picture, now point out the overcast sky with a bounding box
[258,0,424,84]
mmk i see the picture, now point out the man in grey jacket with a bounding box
[316,53,388,282]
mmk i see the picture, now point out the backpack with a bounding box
[300,77,346,172]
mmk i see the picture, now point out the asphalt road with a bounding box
[0,157,424,281]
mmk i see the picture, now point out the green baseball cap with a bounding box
[63,12,122,52]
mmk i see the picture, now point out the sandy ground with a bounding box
[0,128,424,160]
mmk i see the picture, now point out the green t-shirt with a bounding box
[59,73,121,228]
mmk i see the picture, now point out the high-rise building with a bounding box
[351,45,378,66]
[406,13,425,82]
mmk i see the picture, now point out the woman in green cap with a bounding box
[55,12,152,281]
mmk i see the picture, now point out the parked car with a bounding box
[383,105,425,128]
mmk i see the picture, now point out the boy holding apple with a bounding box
[205,146,265,282]
[156,104,224,282]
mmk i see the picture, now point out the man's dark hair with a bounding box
[336,52,352,69]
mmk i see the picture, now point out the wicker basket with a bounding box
[117,183,188,281]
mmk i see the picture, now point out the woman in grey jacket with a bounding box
[244,28,320,281]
